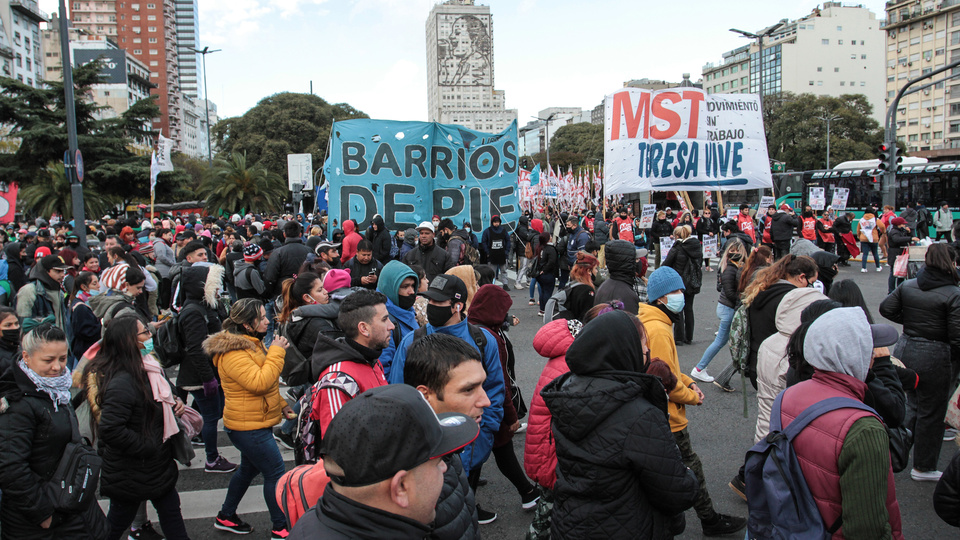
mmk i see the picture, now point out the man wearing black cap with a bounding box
[481,215,511,289]
[388,274,504,485]
[15,254,73,342]
[288,384,479,539]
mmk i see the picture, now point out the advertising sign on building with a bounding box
[325,119,519,233]
[603,88,773,194]
[74,49,128,84]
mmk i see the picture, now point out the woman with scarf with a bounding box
[0,323,107,538]
[468,285,540,516]
[205,298,293,538]
[83,316,189,540]
[880,243,960,482]
[70,271,102,360]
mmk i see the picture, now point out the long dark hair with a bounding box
[925,243,959,284]
[827,280,874,323]
[84,316,156,433]
[278,272,320,324]
[738,245,773,293]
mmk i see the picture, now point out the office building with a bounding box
[518,107,591,157]
[0,0,47,87]
[701,3,885,123]
[174,0,198,98]
[425,0,517,132]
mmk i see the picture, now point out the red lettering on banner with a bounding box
[684,91,705,138]
[610,91,651,140]
[651,92,681,139]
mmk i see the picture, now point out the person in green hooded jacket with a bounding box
[376,260,421,379]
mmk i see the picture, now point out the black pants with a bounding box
[773,240,791,260]
[674,291,695,343]
[107,488,189,540]
[673,428,716,522]
[492,443,534,496]
[896,336,953,471]
[159,277,172,311]
[936,230,951,241]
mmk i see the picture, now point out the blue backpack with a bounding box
[744,393,879,539]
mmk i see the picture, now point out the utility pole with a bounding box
[817,114,841,169]
[59,0,86,249]
[189,46,220,165]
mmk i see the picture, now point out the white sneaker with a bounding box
[876,266,883,272]
[690,367,715,383]
[945,428,958,441]
[910,469,943,482]
[515,422,527,433]
[861,268,867,273]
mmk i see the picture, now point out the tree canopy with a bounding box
[764,92,883,171]
[196,152,286,214]
[520,122,603,171]
[212,92,368,180]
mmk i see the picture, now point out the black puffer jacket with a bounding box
[97,371,178,500]
[650,218,673,243]
[663,237,703,294]
[935,448,960,527]
[542,311,697,539]
[4,241,26,291]
[367,216,394,264]
[432,453,479,540]
[770,211,798,241]
[718,262,742,309]
[886,225,913,261]
[593,219,610,244]
[594,240,641,314]
[403,242,452,282]
[176,265,224,389]
[0,362,103,539]
[879,266,960,348]
[264,237,312,297]
[833,215,853,235]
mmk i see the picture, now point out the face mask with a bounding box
[432,221,440,228]
[426,304,455,327]
[1,328,19,344]
[330,257,341,267]
[465,227,471,232]
[87,289,100,296]
[803,211,813,218]
[140,338,155,356]
[662,293,685,314]
[398,293,416,310]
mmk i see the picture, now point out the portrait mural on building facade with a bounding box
[437,13,492,86]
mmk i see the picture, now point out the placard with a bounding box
[831,187,849,211]
[726,208,740,219]
[758,195,775,210]
[702,235,718,259]
[809,187,826,210]
[659,237,675,265]
[638,204,657,228]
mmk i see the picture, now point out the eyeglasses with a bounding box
[137,328,151,337]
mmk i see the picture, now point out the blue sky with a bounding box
[41,0,889,123]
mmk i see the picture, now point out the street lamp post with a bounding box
[532,113,557,167]
[188,46,220,165]
[59,0,86,248]
[730,22,784,109]
[816,114,841,169]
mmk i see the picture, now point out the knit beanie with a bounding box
[323,269,351,293]
[243,243,263,263]
[646,266,685,302]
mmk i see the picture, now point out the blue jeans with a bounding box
[221,427,287,529]
[189,388,225,463]
[696,303,735,371]
[860,242,881,269]
[264,299,276,347]
[528,277,540,301]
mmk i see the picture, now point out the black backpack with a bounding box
[155,303,201,368]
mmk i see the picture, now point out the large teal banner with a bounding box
[325,119,519,233]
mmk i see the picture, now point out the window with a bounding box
[741,76,748,85]
[817,66,823,72]
[149,61,158,66]
[132,15,140,20]
[731,79,738,88]
[148,37,157,43]
[133,37,141,43]
[133,26,140,33]
[908,134,919,142]
[149,49,157,55]
[851,54,856,60]
[862,54,867,60]
[147,3,155,7]
[834,67,840,72]
[822,39,829,45]
[731,65,738,74]
[911,36,921,45]
[147,15,156,20]
[838,39,843,45]
[133,49,142,54]
[147,26,156,32]
[132,3,139,9]
[860,81,866,86]
[818,81,823,86]
[837,26,842,31]
[840,81,845,86]
[809,80,814,85]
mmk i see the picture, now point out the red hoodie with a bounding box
[340,220,363,262]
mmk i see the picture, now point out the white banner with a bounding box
[759,195,775,210]
[603,88,773,194]
[702,235,718,259]
[831,188,849,211]
[809,187,826,210]
[638,203,657,228]
[155,134,174,172]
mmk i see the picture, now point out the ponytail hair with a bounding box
[278,272,321,323]
[742,254,818,306]
[223,298,265,336]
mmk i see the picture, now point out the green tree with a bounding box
[0,58,163,201]
[213,93,368,179]
[764,92,883,171]
[18,162,114,220]
[549,122,603,163]
[197,152,286,214]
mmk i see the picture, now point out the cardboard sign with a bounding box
[726,208,740,219]
[660,237,675,264]
[702,235,718,259]
[809,187,826,210]
[758,195,775,210]
[638,204,657,228]
[831,187,849,211]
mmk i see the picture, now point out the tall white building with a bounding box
[702,2,885,123]
[174,0,198,98]
[0,0,47,88]
[425,0,516,132]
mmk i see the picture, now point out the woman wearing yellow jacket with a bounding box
[204,298,293,539]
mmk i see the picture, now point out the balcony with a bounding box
[10,0,48,24]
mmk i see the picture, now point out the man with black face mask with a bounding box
[560,217,591,289]
[375,261,420,380]
[387,274,505,484]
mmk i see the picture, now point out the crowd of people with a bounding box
[0,202,958,539]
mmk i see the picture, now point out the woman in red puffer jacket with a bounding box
[523,316,583,539]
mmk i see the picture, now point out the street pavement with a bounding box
[139,262,955,539]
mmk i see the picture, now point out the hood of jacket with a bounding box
[771,211,792,223]
[377,261,418,306]
[533,318,580,359]
[775,288,827,337]
[803,307,873,381]
[677,236,701,257]
[466,284,512,328]
[182,264,224,308]
[371,215,386,232]
[28,260,62,290]
[752,281,796,311]
[203,330,260,359]
[604,239,637,282]
[311,334,370,375]
[542,369,667,442]
[88,290,135,319]
[343,220,356,235]
[917,266,959,291]
[403,228,418,246]
[567,310,646,375]
[3,242,21,264]
[518,215,529,228]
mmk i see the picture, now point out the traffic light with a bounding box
[877,143,901,172]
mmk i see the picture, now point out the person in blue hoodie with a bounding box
[375,260,420,379]
[388,274,505,479]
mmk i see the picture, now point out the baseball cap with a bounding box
[315,240,341,255]
[416,221,435,233]
[870,323,899,348]
[419,274,467,303]
[40,254,71,271]
[321,384,479,487]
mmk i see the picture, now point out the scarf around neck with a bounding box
[18,358,71,411]
[142,355,179,441]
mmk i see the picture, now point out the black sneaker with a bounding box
[273,428,295,450]
[205,455,239,474]
[214,512,253,534]
[476,505,497,525]
[270,526,290,539]
[713,380,736,393]
[128,521,164,540]
[191,435,204,447]
[728,475,746,501]
[701,513,747,537]
[521,487,540,510]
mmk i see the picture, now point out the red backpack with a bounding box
[276,462,330,529]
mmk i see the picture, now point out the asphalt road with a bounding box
[164,262,956,539]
